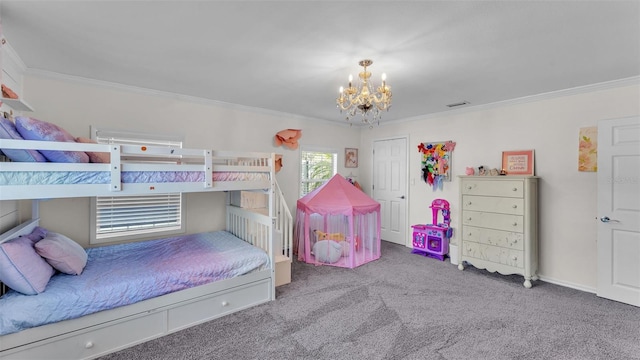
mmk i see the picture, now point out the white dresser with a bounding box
[458,176,539,288]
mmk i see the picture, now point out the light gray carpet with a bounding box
[101,241,640,360]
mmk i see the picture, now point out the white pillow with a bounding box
[312,240,342,264]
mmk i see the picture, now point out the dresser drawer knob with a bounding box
[512,205,517,208]
[512,222,518,226]
[467,186,472,190]
[221,301,229,307]
[467,201,472,205]
[512,187,518,191]
[468,217,473,221]
[512,256,518,261]
[85,341,94,349]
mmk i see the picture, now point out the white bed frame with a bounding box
[0,140,277,359]
[0,138,275,199]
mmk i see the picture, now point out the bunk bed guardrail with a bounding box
[0,139,275,200]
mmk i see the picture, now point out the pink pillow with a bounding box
[0,236,55,295]
[15,116,89,163]
[75,137,111,163]
[35,232,88,275]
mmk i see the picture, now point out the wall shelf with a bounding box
[1,97,34,112]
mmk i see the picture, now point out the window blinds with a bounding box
[91,127,184,241]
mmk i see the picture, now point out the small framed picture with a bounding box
[502,150,534,175]
[345,148,358,168]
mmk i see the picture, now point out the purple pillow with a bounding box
[25,226,49,244]
[0,117,47,162]
[35,232,88,275]
[15,116,89,163]
[0,236,55,295]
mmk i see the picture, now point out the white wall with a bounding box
[358,81,640,292]
[15,72,640,292]
[19,73,361,247]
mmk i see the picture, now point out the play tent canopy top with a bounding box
[296,174,380,216]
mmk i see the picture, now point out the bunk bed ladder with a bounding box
[273,179,293,286]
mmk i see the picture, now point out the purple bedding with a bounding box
[0,231,270,336]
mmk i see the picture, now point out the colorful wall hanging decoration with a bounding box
[417,140,456,190]
[578,126,597,172]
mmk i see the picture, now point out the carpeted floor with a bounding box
[101,241,640,360]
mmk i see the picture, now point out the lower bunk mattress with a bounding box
[0,230,270,336]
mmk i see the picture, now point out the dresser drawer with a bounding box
[462,225,524,251]
[461,242,524,269]
[462,210,523,233]
[462,195,524,215]
[461,179,524,198]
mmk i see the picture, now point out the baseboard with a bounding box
[537,275,596,294]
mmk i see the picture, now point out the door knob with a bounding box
[600,216,620,223]
[398,196,405,199]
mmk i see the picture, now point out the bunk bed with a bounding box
[0,138,277,359]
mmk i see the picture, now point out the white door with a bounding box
[597,115,640,307]
[373,137,407,245]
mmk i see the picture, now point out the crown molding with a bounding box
[24,68,349,126]
[385,76,640,126]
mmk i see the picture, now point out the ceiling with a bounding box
[2,1,639,125]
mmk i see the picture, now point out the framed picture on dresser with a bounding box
[502,150,534,175]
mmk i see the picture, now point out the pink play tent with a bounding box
[295,174,381,268]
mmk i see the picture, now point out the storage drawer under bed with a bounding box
[168,278,271,331]
[1,278,272,360]
[1,311,167,360]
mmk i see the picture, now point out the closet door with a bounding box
[373,137,407,245]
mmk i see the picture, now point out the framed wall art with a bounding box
[345,148,358,168]
[502,150,534,175]
[578,126,597,172]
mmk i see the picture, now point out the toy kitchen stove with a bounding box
[411,198,453,261]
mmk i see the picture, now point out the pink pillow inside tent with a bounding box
[295,174,381,268]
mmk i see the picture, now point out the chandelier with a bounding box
[336,59,392,127]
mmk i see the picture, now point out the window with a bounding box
[90,128,185,244]
[300,148,337,197]
[94,193,182,239]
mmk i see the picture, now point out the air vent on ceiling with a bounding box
[446,101,470,108]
